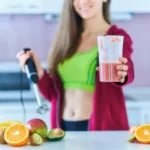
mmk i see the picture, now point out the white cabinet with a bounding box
[44,0,64,14]
[139,109,150,125]
[1,98,150,129]
[0,109,23,122]
[0,102,24,122]
[126,107,141,126]
[124,87,150,127]
[44,0,150,14]
[110,0,150,13]
[0,0,150,14]
[0,101,51,130]
[126,101,150,127]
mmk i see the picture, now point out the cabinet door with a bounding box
[140,109,150,125]
[126,107,141,127]
[0,110,23,122]
[110,0,150,13]
[0,101,51,130]
[0,102,24,122]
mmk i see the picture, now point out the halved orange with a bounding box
[135,124,150,144]
[4,124,29,147]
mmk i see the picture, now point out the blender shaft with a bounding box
[32,83,42,106]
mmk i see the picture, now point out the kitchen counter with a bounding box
[1,131,150,150]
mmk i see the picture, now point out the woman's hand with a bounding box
[96,57,128,83]
[116,57,128,83]
[16,50,44,79]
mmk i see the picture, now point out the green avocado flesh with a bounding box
[47,128,65,141]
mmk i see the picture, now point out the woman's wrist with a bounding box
[38,67,45,79]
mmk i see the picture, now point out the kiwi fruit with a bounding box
[127,134,136,143]
[0,129,6,144]
[30,133,43,146]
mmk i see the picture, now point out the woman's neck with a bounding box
[83,14,110,35]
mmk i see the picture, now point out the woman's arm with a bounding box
[38,69,56,101]
[112,29,134,87]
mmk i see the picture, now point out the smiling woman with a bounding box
[16,0,134,131]
[73,0,110,21]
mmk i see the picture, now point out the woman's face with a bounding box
[73,0,105,19]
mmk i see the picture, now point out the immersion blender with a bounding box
[23,48,49,114]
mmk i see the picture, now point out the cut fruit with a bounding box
[129,126,139,135]
[30,133,43,146]
[47,128,65,141]
[4,124,29,147]
[135,124,150,144]
[0,129,6,144]
[127,134,136,143]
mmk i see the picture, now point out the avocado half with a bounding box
[47,128,65,141]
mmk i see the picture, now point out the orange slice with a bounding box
[135,124,150,144]
[4,124,29,147]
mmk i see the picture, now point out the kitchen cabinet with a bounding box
[110,0,150,13]
[1,98,150,128]
[126,107,141,126]
[139,109,150,125]
[0,101,51,130]
[0,0,150,14]
[126,101,150,126]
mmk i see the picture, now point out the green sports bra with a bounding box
[57,45,98,91]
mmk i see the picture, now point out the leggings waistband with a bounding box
[61,119,89,131]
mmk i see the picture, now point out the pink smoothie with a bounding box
[100,62,120,82]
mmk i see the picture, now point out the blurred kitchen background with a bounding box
[0,0,150,129]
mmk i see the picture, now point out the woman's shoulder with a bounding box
[107,24,133,44]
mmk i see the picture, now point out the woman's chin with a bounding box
[80,14,94,20]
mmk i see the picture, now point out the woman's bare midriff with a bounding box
[61,28,111,121]
[62,89,93,121]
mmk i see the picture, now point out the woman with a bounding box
[17,0,134,131]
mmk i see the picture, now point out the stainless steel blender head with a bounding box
[32,83,49,114]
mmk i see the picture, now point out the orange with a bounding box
[135,124,150,144]
[4,124,29,147]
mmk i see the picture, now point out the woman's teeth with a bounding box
[79,6,92,11]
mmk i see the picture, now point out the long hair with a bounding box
[48,0,111,74]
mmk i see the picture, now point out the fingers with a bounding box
[120,77,125,83]
[16,50,25,59]
[117,71,127,77]
[117,57,128,83]
[96,67,100,71]
[16,50,34,72]
[19,54,30,72]
[119,57,128,64]
[116,64,128,71]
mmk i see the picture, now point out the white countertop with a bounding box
[1,131,150,150]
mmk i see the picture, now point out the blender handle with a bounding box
[23,48,38,84]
